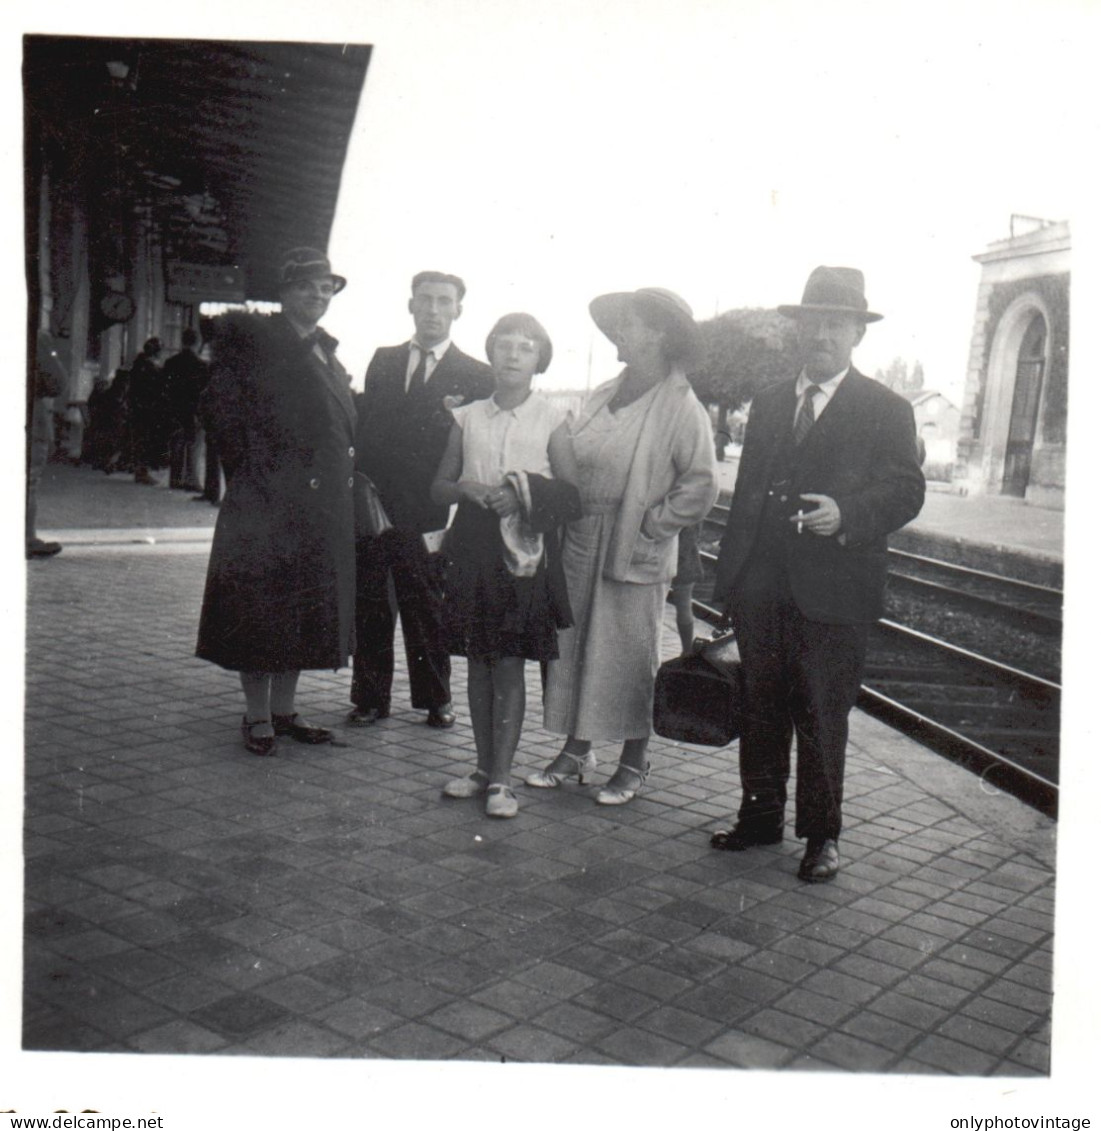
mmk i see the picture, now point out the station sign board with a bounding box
[166,262,246,303]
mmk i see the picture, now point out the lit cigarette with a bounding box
[796,509,804,534]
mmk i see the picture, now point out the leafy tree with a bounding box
[688,308,801,449]
[874,357,925,393]
[877,356,910,392]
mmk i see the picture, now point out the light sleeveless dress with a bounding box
[543,384,667,741]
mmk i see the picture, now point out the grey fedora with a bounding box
[778,266,882,323]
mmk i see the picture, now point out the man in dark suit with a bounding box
[349,271,494,727]
[710,267,925,882]
[164,328,208,492]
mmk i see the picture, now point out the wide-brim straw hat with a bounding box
[777,266,882,323]
[589,287,701,359]
[277,247,347,294]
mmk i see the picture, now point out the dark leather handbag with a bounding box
[353,472,393,539]
[653,631,743,747]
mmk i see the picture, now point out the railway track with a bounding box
[691,506,1061,817]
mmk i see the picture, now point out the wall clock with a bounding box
[99,292,135,323]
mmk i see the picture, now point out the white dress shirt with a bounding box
[405,339,451,391]
[794,367,848,424]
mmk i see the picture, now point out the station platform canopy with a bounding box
[23,36,371,300]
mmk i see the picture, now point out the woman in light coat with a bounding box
[531,288,718,803]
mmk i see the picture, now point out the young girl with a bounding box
[430,313,579,818]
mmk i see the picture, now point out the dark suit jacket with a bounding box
[162,348,209,437]
[356,342,494,533]
[713,368,925,625]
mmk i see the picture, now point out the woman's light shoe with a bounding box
[442,770,489,799]
[596,762,650,806]
[485,783,519,818]
[524,750,597,788]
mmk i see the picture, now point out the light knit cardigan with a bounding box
[572,368,719,585]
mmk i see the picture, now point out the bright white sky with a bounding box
[319,0,1091,406]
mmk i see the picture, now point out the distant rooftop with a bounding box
[902,388,958,410]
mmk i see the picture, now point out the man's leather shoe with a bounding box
[26,539,62,559]
[426,704,456,728]
[710,823,783,852]
[346,706,388,726]
[798,838,840,883]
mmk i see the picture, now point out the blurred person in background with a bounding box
[163,328,208,492]
[26,327,66,559]
[127,336,166,486]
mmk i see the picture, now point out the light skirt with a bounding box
[543,510,665,742]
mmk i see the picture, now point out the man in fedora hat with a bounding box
[348,271,493,729]
[710,266,924,882]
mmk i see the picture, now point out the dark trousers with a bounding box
[169,429,200,490]
[351,528,450,713]
[731,553,867,842]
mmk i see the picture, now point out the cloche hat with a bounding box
[277,247,347,294]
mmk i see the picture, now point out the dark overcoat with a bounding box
[195,313,357,671]
[712,368,925,625]
[355,342,494,533]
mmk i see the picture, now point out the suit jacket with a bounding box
[356,342,494,533]
[162,348,209,436]
[712,368,925,625]
[196,312,357,671]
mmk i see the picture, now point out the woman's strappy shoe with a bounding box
[485,784,519,818]
[272,713,333,744]
[442,769,489,799]
[241,717,275,757]
[524,750,597,789]
[595,762,650,806]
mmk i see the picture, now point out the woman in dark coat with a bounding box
[196,248,357,755]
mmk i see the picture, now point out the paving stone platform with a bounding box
[21,487,1056,1076]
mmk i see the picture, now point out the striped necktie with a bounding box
[794,384,820,444]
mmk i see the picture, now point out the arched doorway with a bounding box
[1002,312,1046,496]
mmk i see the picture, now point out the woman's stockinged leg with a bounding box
[269,670,301,715]
[618,735,650,774]
[441,661,493,799]
[467,660,495,779]
[269,670,328,737]
[602,733,650,787]
[487,657,526,784]
[563,735,592,759]
[240,671,274,738]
